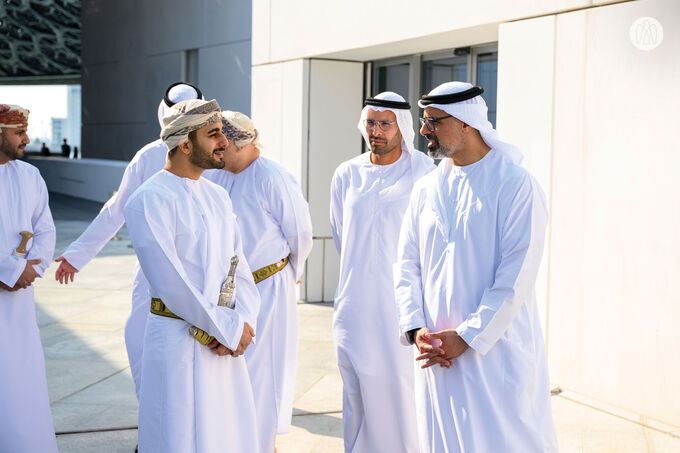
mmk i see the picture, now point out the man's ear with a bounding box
[178,140,192,155]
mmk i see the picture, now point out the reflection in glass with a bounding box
[376,64,409,98]
[476,52,498,127]
[422,57,468,95]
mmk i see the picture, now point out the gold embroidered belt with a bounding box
[252,256,289,284]
[149,298,215,345]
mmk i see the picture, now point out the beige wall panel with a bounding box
[548,0,680,426]
[497,15,556,337]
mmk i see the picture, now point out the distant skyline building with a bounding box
[66,85,81,149]
[51,117,66,148]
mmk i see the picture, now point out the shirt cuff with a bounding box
[456,321,491,356]
[225,311,244,351]
[0,256,25,287]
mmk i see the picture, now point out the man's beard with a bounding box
[0,134,24,161]
[369,134,399,156]
[424,133,454,159]
[189,141,226,170]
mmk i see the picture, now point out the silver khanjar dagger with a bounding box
[218,255,239,308]
[187,255,239,344]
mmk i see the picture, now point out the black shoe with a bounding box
[135,446,138,453]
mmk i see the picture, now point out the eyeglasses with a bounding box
[419,115,454,132]
[364,119,396,131]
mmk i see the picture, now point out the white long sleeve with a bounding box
[393,186,427,345]
[267,170,313,280]
[455,175,548,355]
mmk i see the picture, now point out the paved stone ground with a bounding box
[31,194,680,452]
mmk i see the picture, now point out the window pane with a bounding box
[376,63,409,98]
[476,51,498,128]
[422,57,468,96]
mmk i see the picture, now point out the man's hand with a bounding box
[231,322,255,357]
[0,281,19,292]
[414,327,452,369]
[14,259,41,289]
[55,256,77,284]
[417,329,469,369]
[207,339,233,356]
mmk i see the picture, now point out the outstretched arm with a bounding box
[56,147,161,283]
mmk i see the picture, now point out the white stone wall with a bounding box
[28,156,127,203]
[499,0,680,427]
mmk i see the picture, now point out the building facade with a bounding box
[249,0,680,431]
[81,0,253,161]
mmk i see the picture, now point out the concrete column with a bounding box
[252,58,364,301]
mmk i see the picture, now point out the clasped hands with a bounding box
[0,259,41,292]
[207,322,255,358]
[414,327,469,369]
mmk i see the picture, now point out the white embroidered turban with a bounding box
[160,99,222,151]
[221,111,261,148]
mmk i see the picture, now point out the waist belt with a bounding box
[252,256,289,284]
[150,298,215,345]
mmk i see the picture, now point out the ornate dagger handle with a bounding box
[13,231,34,258]
[188,255,240,344]
[217,255,239,308]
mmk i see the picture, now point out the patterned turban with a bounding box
[160,99,222,150]
[221,111,261,148]
[0,104,30,128]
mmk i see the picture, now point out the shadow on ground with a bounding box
[38,192,139,452]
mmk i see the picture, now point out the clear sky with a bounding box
[0,85,68,146]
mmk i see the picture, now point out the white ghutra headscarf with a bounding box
[357,91,417,156]
[357,91,434,182]
[156,82,204,130]
[419,81,523,164]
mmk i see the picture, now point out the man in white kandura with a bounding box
[54,82,204,398]
[204,111,313,453]
[394,81,558,452]
[330,92,435,452]
[124,99,261,452]
[0,104,58,452]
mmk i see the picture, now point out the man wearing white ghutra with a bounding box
[395,82,558,452]
[330,92,435,452]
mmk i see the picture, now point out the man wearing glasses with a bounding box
[329,91,434,452]
[394,81,558,451]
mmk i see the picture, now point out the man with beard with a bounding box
[55,82,203,399]
[204,111,313,453]
[329,92,434,452]
[124,99,261,452]
[0,104,58,452]
[394,81,558,452]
